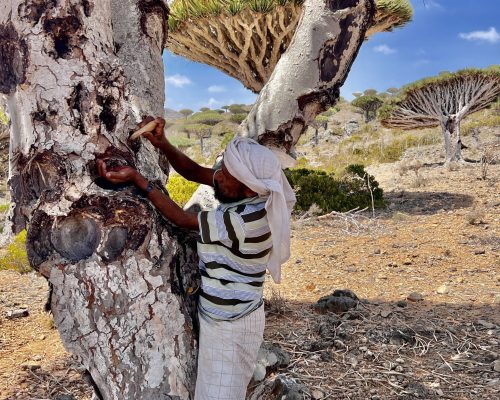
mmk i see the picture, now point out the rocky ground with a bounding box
[0,134,499,399]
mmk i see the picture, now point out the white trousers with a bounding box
[194,304,265,400]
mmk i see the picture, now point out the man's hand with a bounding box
[137,116,168,149]
[97,159,140,185]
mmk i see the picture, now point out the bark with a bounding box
[239,0,376,156]
[440,115,465,163]
[1,1,198,399]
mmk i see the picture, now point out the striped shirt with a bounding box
[197,196,272,321]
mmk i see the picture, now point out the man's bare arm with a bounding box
[139,117,214,186]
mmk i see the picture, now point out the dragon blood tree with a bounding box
[1,0,403,398]
[167,0,413,93]
[380,67,500,163]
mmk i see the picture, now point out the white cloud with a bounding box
[202,98,223,109]
[374,44,397,55]
[424,0,443,10]
[459,27,500,44]
[208,85,226,93]
[165,74,192,88]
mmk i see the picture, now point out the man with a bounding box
[97,117,296,399]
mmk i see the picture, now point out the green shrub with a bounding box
[0,203,10,213]
[169,135,196,148]
[0,230,31,274]
[167,175,200,207]
[229,113,247,124]
[187,111,225,126]
[220,131,236,150]
[285,165,384,214]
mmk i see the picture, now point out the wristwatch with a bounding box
[145,181,155,195]
[137,181,155,197]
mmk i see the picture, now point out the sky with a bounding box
[162,0,500,111]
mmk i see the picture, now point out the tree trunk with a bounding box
[1,1,198,399]
[240,0,375,156]
[441,116,463,163]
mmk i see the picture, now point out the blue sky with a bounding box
[163,0,500,111]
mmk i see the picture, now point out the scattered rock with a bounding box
[344,120,359,136]
[315,289,359,314]
[436,285,449,294]
[493,360,500,372]
[396,300,408,308]
[271,375,307,400]
[407,292,424,302]
[395,358,405,364]
[474,249,486,255]
[380,309,392,318]
[253,342,291,382]
[252,364,266,382]
[403,259,412,265]
[478,320,496,329]
[6,309,29,319]
[311,389,324,399]
[295,259,303,264]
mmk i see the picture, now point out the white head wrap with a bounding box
[223,137,296,283]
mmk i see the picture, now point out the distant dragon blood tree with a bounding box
[167,0,413,92]
[352,94,383,122]
[380,68,500,163]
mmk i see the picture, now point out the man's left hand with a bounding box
[97,159,140,185]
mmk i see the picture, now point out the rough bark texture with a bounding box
[1,1,198,399]
[167,1,406,93]
[380,70,500,162]
[239,0,376,156]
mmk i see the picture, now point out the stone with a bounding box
[271,375,306,400]
[478,320,496,329]
[436,285,449,294]
[311,389,324,399]
[253,342,291,381]
[315,289,359,314]
[407,292,424,302]
[55,396,76,400]
[252,364,266,382]
[344,119,359,136]
[474,249,486,255]
[295,259,303,264]
[493,360,500,372]
[6,309,29,319]
[396,300,408,308]
[380,309,392,318]
[395,358,405,364]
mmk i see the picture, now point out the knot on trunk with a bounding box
[27,194,153,271]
